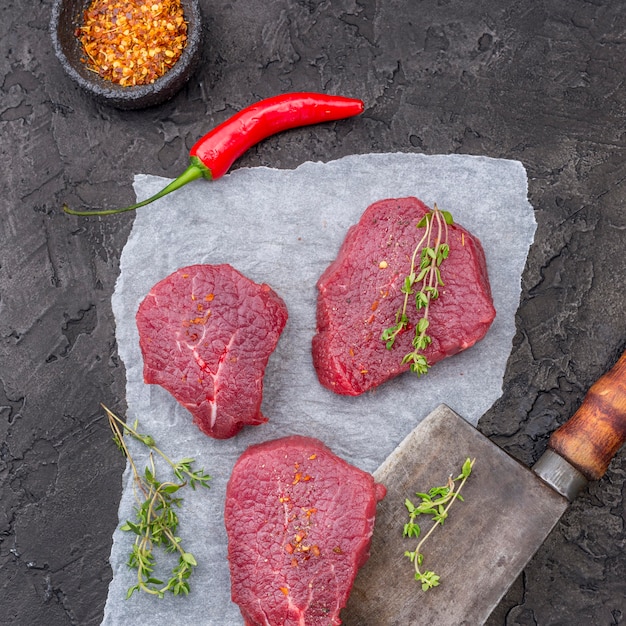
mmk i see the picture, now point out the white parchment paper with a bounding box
[102,153,536,625]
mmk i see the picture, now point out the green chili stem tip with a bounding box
[62,157,210,217]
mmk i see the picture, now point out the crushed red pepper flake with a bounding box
[279,456,323,565]
[182,312,211,327]
[189,313,210,324]
[77,0,188,87]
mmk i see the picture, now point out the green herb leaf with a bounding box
[461,457,473,479]
[103,405,211,599]
[416,214,429,228]
[382,203,453,376]
[403,457,475,591]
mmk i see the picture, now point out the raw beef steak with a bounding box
[225,435,386,626]
[312,197,496,395]
[136,264,288,439]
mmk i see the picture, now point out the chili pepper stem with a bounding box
[62,93,364,217]
[63,157,210,216]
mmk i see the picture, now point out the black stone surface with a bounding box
[1,1,625,624]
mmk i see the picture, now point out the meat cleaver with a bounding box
[342,349,626,625]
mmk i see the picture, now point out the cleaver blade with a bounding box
[343,349,626,626]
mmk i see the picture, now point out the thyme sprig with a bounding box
[403,457,474,591]
[381,204,453,376]
[104,405,211,599]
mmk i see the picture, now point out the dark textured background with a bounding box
[1,0,625,624]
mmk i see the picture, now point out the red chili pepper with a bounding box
[63,92,364,216]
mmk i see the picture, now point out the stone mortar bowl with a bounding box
[50,0,203,110]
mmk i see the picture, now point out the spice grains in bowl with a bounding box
[77,0,188,87]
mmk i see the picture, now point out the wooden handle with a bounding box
[549,350,626,481]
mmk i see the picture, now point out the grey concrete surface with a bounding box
[1,1,625,624]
